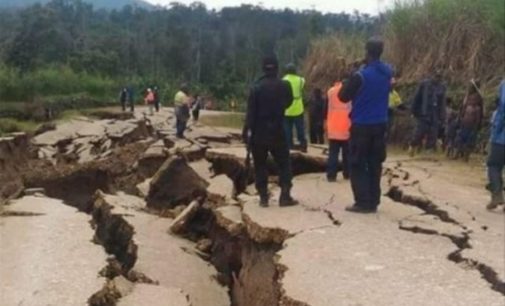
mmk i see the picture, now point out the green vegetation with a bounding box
[0,0,377,113]
[385,0,504,87]
[0,118,39,135]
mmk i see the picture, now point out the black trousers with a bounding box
[251,141,292,195]
[192,109,200,121]
[310,122,324,144]
[411,119,439,150]
[349,123,387,209]
[121,100,134,112]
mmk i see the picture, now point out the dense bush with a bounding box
[0,65,117,102]
[385,0,504,87]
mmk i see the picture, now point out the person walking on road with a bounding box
[153,86,161,112]
[486,80,505,211]
[326,80,351,182]
[174,84,191,138]
[243,55,298,208]
[283,63,308,152]
[144,88,155,116]
[192,95,202,122]
[409,71,447,155]
[338,38,393,214]
[308,88,326,144]
[120,87,134,112]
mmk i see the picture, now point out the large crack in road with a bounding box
[385,165,505,296]
[2,110,504,306]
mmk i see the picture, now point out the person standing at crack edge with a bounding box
[174,83,192,138]
[326,76,351,182]
[338,38,393,214]
[486,79,505,211]
[408,70,447,155]
[243,55,298,208]
[283,63,308,152]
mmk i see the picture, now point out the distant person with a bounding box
[326,79,351,182]
[192,95,202,122]
[444,97,459,157]
[308,88,325,144]
[120,87,134,112]
[283,63,308,152]
[454,80,484,161]
[486,80,505,211]
[153,86,161,112]
[144,88,155,116]
[409,70,447,155]
[243,55,298,207]
[387,78,403,140]
[338,37,393,213]
[230,99,237,112]
[174,84,191,138]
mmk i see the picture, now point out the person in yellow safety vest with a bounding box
[387,78,404,140]
[283,63,308,152]
[326,80,352,182]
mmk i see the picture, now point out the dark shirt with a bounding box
[309,96,326,125]
[245,73,293,145]
[411,79,446,123]
[339,74,362,103]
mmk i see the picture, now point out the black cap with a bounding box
[262,55,278,73]
[366,37,384,59]
[285,63,296,74]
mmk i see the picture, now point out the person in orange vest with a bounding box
[326,79,352,182]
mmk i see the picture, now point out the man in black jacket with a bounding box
[409,72,447,155]
[243,55,298,207]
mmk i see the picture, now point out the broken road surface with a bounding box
[0,107,503,306]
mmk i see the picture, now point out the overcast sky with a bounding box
[146,0,397,15]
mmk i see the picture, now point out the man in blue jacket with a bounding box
[339,38,392,213]
[486,80,505,211]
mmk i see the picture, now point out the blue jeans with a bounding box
[487,143,504,196]
[176,118,187,138]
[327,140,349,179]
[284,115,307,149]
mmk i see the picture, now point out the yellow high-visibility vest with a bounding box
[389,90,402,108]
[283,74,305,117]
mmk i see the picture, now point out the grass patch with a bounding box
[200,112,245,129]
[0,118,39,135]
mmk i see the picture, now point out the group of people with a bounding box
[244,38,391,212]
[119,84,204,138]
[408,74,485,161]
[244,37,505,212]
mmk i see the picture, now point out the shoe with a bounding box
[345,204,377,214]
[487,192,504,210]
[279,191,298,207]
[343,174,350,180]
[327,176,337,183]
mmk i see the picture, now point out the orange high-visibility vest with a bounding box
[327,82,351,140]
